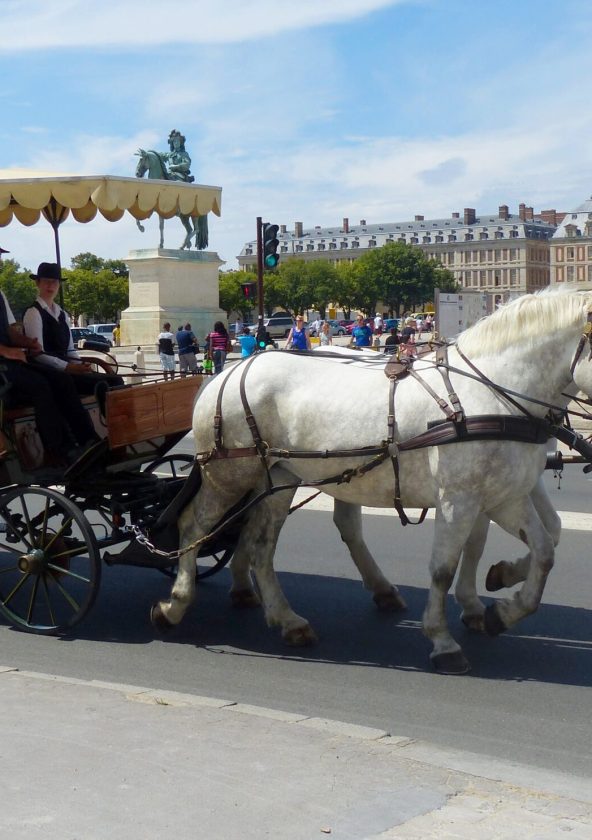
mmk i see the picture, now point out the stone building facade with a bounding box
[238,203,563,307]
[550,197,592,288]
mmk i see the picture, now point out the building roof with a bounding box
[239,207,558,259]
[553,196,592,238]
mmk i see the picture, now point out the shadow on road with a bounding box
[14,563,588,686]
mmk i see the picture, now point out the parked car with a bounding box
[383,318,399,332]
[71,327,111,350]
[249,313,295,339]
[323,319,347,336]
[337,319,354,329]
[87,323,117,346]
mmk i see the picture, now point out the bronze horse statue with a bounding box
[135,149,208,250]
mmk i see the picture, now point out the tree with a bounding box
[305,261,337,319]
[62,268,128,322]
[0,259,36,319]
[70,252,106,273]
[354,242,457,315]
[218,270,258,318]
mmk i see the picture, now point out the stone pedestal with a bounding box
[120,249,226,347]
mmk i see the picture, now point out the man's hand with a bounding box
[0,347,28,362]
[66,362,92,374]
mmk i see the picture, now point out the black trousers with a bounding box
[2,360,96,454]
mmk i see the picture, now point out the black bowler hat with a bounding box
[30,262,61,281]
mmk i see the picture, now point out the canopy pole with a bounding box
[47,197,66,306]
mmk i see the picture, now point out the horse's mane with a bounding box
[456,288,592,358]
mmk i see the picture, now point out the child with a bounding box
[203,351,214,375]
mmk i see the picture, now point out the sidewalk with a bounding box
[1,666,590,839]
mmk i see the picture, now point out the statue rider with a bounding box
[161,129,194,183]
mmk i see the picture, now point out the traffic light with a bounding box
[262,223,280,269]
[240,282,256,300]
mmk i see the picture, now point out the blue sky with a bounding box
[1,0,592,273]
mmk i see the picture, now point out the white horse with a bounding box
[153,290,592,673]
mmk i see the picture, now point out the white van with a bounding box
[88,323,117,346]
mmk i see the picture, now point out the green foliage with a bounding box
[62,268,129,321]
[0,259,36,319]
[219,270,258,317]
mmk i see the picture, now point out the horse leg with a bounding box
[455,512,491,632]
[179,215,193,250]
[423,497,481,674]
[483,495,555,636]
[233,467,316,645]
[151,472,251,629]
[486,477,560,591]
[332,500,406,611]
[159,216,165,249]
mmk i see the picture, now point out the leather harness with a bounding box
[195,317,592,527]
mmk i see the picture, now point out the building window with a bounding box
[479,232,488,240]
[465,233,473,241]
[448,234,456,242]
[340,242,348,249]
[566,247,575,260]
[306,244,314,251]
[329,242,336,250]
[410,237,418,244]
[368,240,377,248]
[296,245,303,252]
[351,241,359,248]
[422,236,431,244]
[567,265,575,281]
[280,246,288,253]
[318,244,325,251]
[495,231,504,239]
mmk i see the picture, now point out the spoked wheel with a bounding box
[0,487,101,634]
[144,455,234,580]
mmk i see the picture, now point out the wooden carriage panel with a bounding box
[106,376,203,449]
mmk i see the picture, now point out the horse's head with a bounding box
[570,296,592,399]
[135,149,148,178]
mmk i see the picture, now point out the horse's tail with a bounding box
[136,220,145,234]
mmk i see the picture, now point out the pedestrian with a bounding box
[319,320,332,347]
[234,316,243,338]
[401,317,417,358]
[157,322,176,381]
[206,321,230,374]
[202,351,214,375]
[112,323,121,346]
[349,315,373,348]
[384,327,401,349]
[237,325,257,358]
[373,312,383,334]
[176,322,198,376]
[286,315,311,351]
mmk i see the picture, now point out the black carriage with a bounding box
[0,369,237,634]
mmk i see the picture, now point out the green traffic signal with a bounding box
[263,222,280,269]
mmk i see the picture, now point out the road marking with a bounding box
[292,489,592,532]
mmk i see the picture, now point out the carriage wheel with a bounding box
[143,455,234,580]
[0,487,101,635]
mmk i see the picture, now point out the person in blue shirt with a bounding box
[286,316,311,351]
[237,325,257,358]
[349,315,373,348]
[175,323,198,376]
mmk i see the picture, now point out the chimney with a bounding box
[343,217,349,233]
[452,212,460,219]
[295,221,303,238]
[463,208,476,225]
[525,206,534,221]
[414,214,424,221]
[360,219,367,226]
[519,203,526,221]
[539,209,558,226]
[498,204,509,220]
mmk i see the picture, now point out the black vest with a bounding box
[27,302,71,359]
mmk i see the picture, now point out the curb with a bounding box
[1,665,590,806]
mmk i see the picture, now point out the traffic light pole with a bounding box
[256,216,264,328]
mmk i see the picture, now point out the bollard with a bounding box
[133,346,145,384]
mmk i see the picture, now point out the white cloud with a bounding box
[1,0,404,50]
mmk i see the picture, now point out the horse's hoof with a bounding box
[431,650,471,675]
[485,562,506,592]
[461,613,485,633]
[283,624,318,647]
[150,602,173,632]
[484,603,507,637]
[373,587,407,612]
[230,588,261,609]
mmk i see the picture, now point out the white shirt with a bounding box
[23,296,81,371]
[374,316,383,329]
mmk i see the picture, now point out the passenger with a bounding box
[23,262,124,405]
[0,287,98,468]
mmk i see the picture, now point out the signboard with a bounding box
[434,288,488,341]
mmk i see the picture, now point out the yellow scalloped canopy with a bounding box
[0,173,222,228]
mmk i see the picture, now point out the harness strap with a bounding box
[387,376,428,526]
[435,345,464,422]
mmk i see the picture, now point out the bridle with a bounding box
[569,311,592,376]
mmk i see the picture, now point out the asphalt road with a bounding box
[0,451,590,779]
